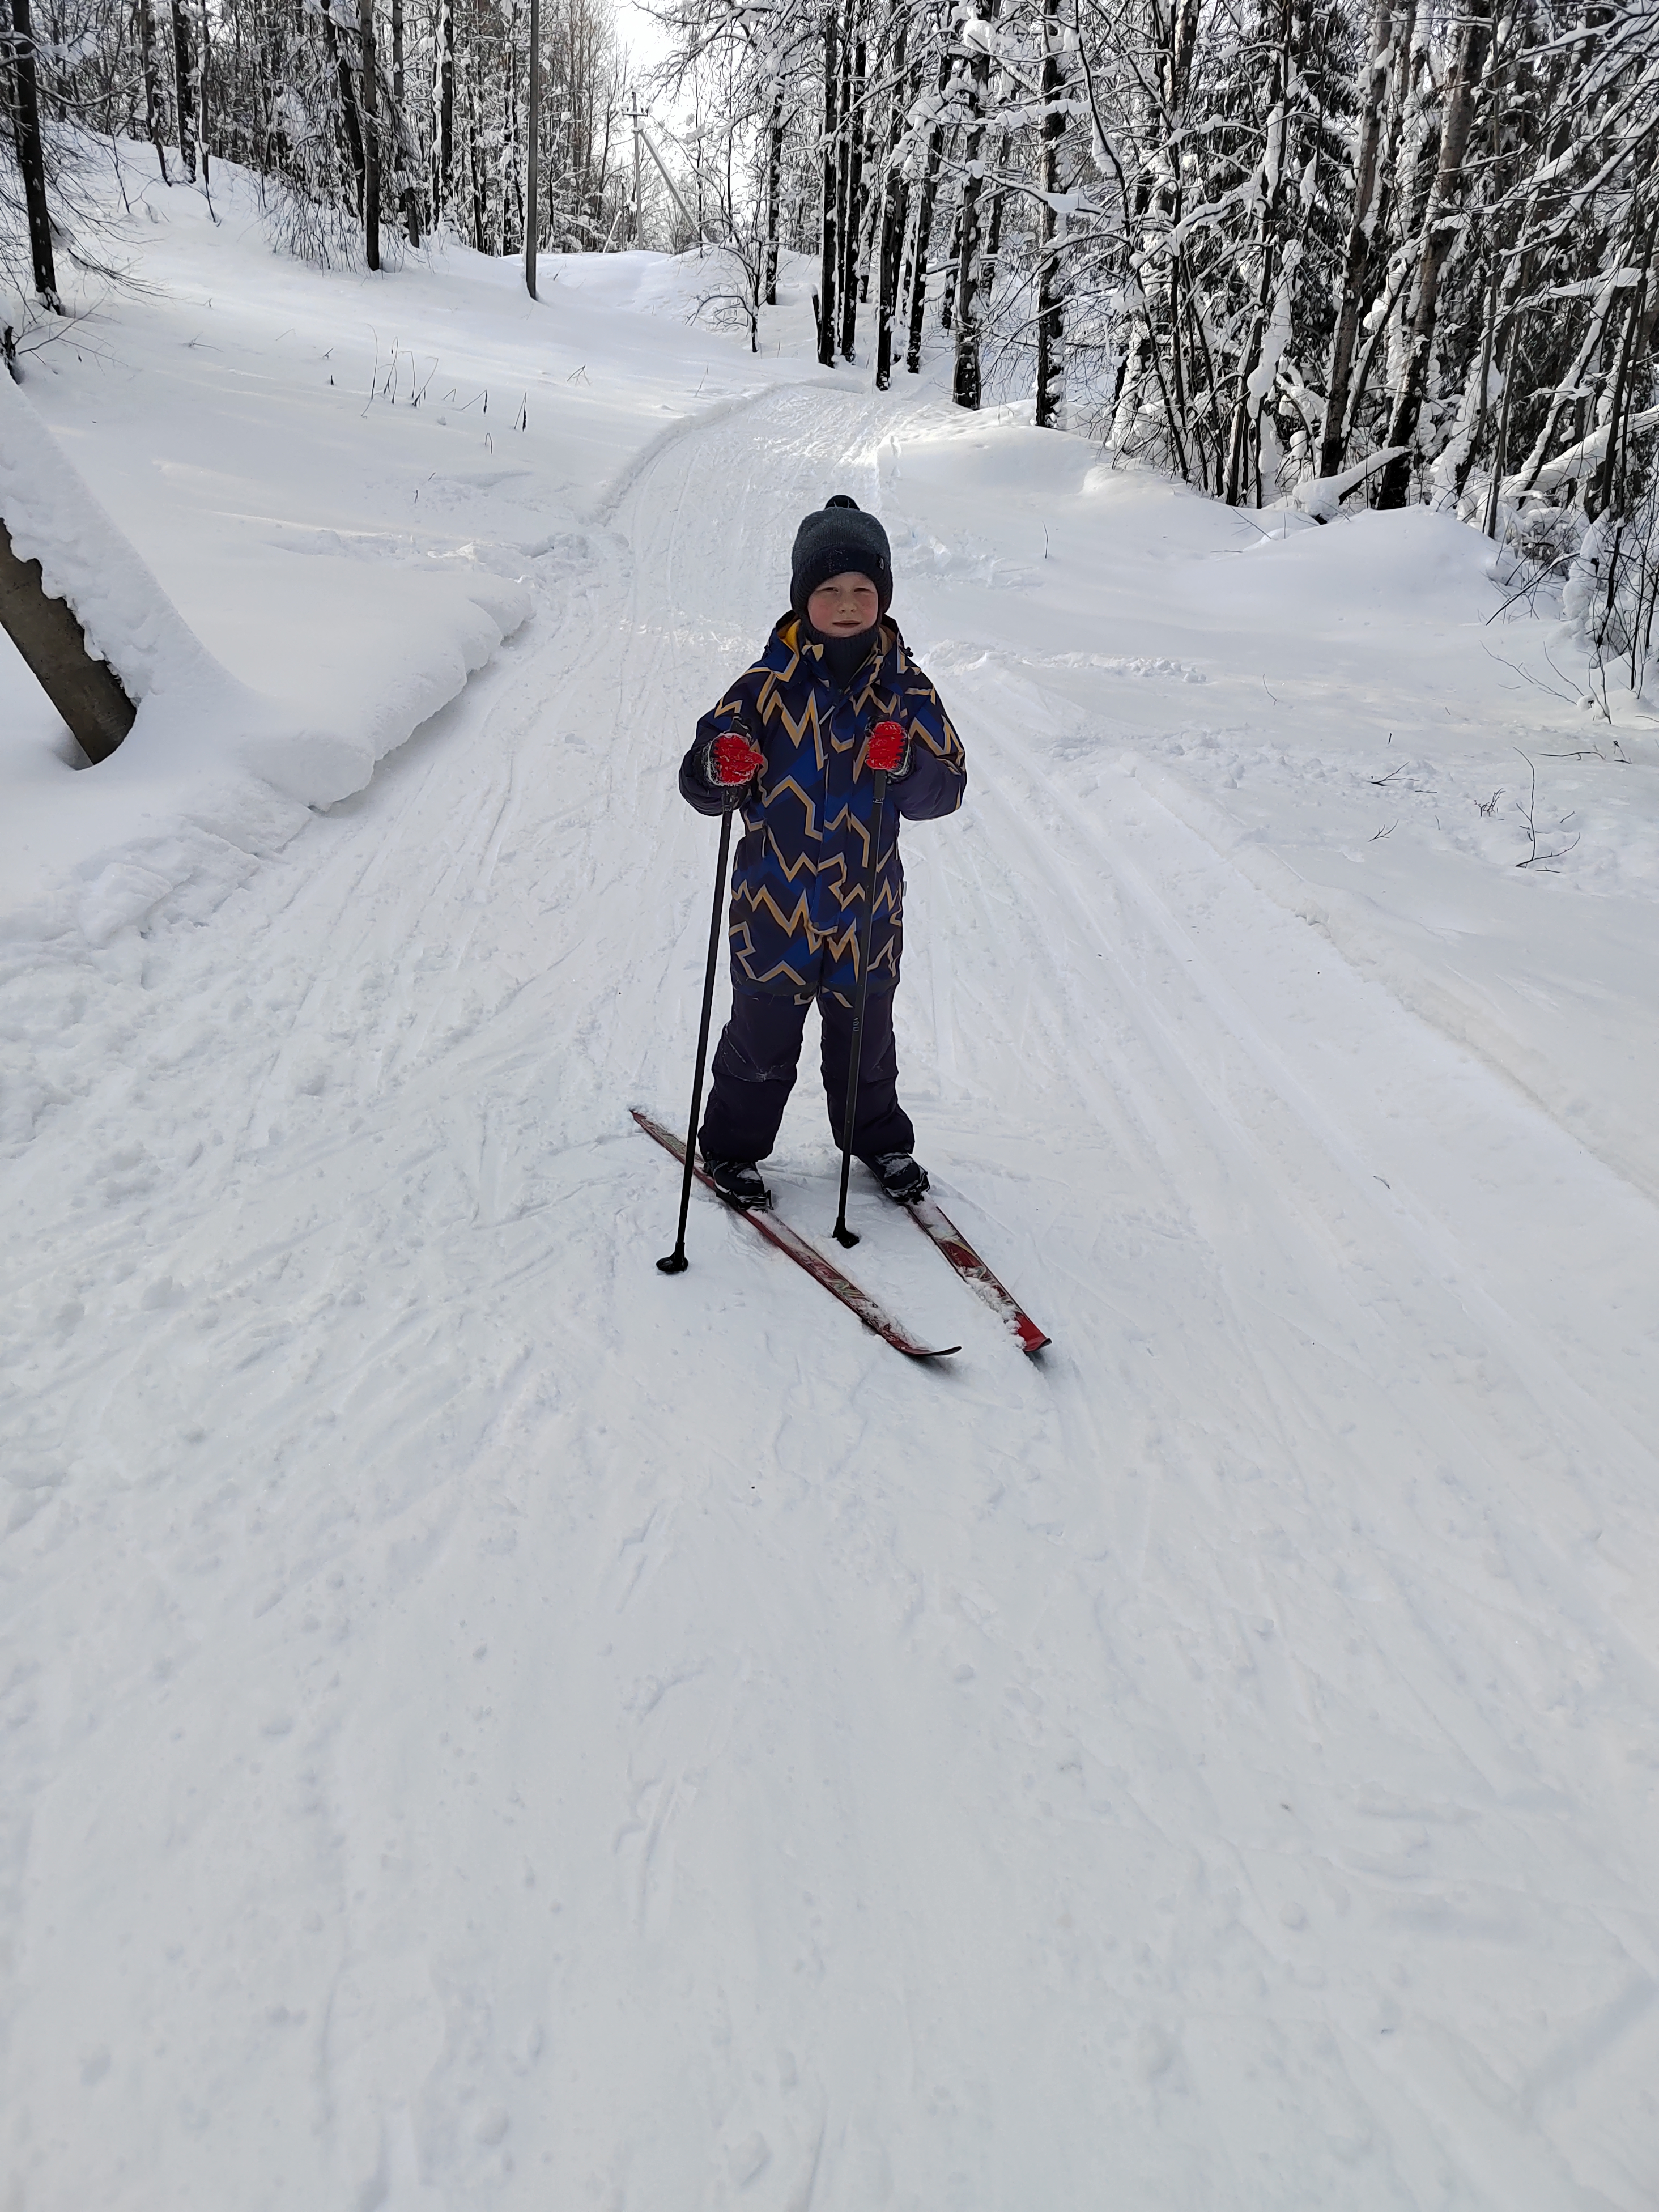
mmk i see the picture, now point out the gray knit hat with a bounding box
[790,494,893,616]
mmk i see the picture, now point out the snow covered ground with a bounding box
[4,155,1659,2211]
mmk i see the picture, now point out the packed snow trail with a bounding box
[5,380,1659,2212]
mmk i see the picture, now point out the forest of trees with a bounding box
[3,0,1657,678]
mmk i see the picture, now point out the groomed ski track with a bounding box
[7,382,1659,2210]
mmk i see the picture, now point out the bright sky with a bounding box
[612,0,673,75]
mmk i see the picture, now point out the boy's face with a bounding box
[807,571,881,636]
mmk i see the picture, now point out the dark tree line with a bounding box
[2,0,641,288]
[661,0,1659,681]
[4,0,1656,679]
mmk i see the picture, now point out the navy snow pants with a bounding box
[698,986,915,1166]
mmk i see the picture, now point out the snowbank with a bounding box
[2,355,532,920]
[0,158,838,952]
[0,361,223,704]
[0,372,528,942]
[0,189,554,945]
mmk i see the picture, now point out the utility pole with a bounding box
[525,0,540,295]
[631,100,642,243]
[635,117,701,244]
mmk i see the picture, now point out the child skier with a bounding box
[678,494,967,1211]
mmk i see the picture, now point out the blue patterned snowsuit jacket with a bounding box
[679,614,967,1001]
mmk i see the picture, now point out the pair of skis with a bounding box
[633,1108,1049,1362]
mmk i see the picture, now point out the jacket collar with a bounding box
[772,610,901,687]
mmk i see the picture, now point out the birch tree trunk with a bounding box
[1592,205,1657,522]
[952,0,997,410]
[137,0,171,181]
[196,0,211,187]
[392,0,421,240]
[874,28,911,389]
[839,28,865,359]
[525,0,540,292]
[318,2,367,210]
[439,0,456,220]
[361,0,380,266]
[940,203,961,331]
[1320,0,1394,476]
[465,35,485,247]
[1222,0,1300,505]
[1481,298,1521,538]
[1376,0,1491,508]
[904,56,950,374]
[170,0,196,178]
[1033,0,1065,429]
[5,0,60,306]
[984,127,1009,264]
[818,10,839,367]
[763,83,784,305]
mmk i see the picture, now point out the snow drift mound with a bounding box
[0,364,528,946]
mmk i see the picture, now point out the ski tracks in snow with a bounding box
[3,384,1659,2211]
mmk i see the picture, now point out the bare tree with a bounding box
[4,0,62,307]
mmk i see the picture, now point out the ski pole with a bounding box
[657,802,736,1275]
[832,767,888,1249]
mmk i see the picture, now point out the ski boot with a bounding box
[702,1156,771,1210]
[870,1152,929,1204]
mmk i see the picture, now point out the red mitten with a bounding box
[867,720,911,777]
[703,730,765,788]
